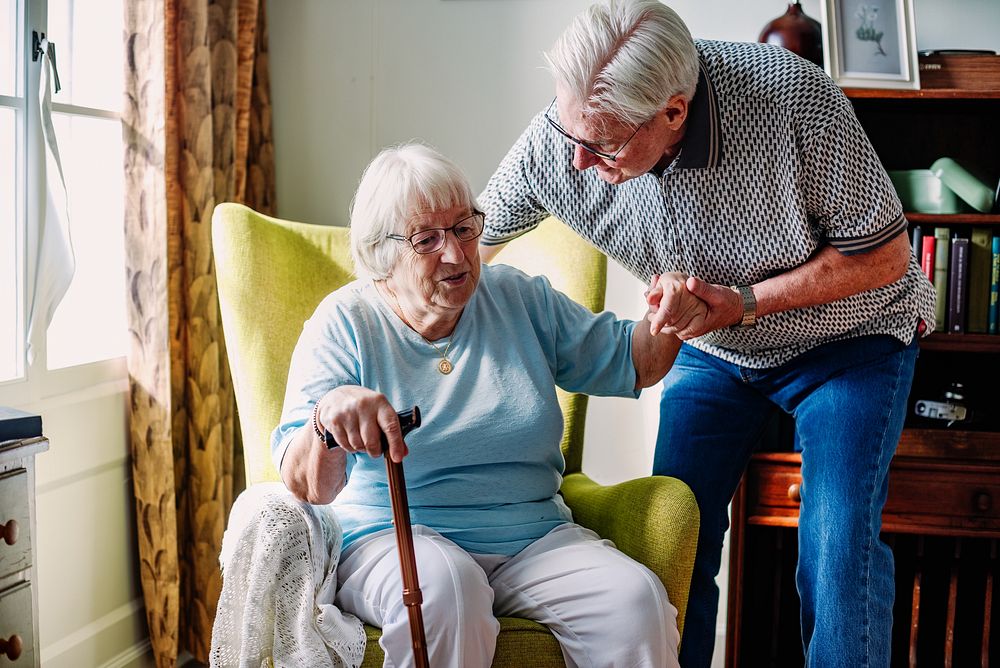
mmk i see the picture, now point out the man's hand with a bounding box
[646,274,745,340]
[678,277,745,338]
[645,272,708,336]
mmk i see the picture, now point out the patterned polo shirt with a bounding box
[480,39,936,369]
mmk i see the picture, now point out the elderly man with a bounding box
[478,1,935,666]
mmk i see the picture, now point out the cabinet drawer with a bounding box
[745,455,1000,534]
[0,470,30,579]
[882,460,1000,533]
[0,582,33,665]
[744,458,803,526]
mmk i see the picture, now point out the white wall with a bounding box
[267,1,1000,664]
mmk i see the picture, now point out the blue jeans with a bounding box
[654,334,919,668]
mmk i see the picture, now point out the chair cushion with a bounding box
[361,617,565,667]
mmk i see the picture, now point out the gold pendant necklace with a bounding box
[381,281,456,375]
[428,340,454,375]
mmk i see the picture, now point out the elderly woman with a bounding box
[272,143,682,668]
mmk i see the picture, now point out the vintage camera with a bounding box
[913,382,971,427]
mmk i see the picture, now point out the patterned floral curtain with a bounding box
[122,0,275,664]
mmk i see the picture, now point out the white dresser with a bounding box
[0,409,48,667]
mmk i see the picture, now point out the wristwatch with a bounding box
[730,285,757,328]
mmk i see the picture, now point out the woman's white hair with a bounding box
[349,143,478,279]
[545,0,699,129]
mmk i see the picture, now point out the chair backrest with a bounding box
[212,202,607,484]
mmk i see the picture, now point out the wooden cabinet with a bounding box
[0,436,49,667]
[726,85,1000,667]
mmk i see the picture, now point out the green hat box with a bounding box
[889,157,996,214]
[888,169,973,214]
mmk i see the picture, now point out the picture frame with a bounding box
[820,0,920,90]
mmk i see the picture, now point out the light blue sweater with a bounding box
[272,263,638,555]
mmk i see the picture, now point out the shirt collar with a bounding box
[675,59,723,170]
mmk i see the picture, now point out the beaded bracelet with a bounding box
[311,400,326,443]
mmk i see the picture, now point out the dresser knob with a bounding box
[0,633,22,660]
[787,483,801,503]
[0,520,17,546]
[975,492,992,513]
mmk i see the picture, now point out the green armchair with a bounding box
[212,202,699,666]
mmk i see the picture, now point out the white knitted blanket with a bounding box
[209,483,367,668]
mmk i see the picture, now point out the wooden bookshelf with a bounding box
[842,87,1000,100]
[920,332,1000,353]
[897,428,1000,460]
[905,213,1000,226]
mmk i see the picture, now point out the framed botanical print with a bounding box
[821,0,920,89]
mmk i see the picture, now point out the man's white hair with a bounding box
[545,0,699,129]
[350,143,477,279]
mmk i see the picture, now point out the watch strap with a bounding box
[730,285,757,328]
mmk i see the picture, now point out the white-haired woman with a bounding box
[273,143,682,668]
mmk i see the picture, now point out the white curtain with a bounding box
[25,37,74,365]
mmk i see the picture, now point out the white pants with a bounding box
[335,522,680,668]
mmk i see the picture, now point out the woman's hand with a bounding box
[281,385,409,504]
[317,386,409,463]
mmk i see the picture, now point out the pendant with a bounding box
[437,359,453,375]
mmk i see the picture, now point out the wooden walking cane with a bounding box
[325,405,429,666]
[383,406,430,668]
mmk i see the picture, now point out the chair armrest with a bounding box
[560,471,700,638]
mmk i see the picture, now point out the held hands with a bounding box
[316,386,409,463]
[645,273,744,339]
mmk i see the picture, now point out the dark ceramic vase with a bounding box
[759,2,824,67]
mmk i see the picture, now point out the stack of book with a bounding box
[0,406,43,442]
[912,226,1000,334]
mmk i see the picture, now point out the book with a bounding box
[990,233,1000,335]
[933,227,950,331]
[910,226,923,259]
[967,227,992,333]
[0,406,43,442]
[920,234,936,283]
[947,236,969,334]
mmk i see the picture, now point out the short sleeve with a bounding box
[479,114,553,245]
[800,107,908,255]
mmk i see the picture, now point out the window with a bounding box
[0,103,17,382]
[0,0,126,397]
[1,0,23,384]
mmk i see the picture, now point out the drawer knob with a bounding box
[0,634,22,660]
[0,519,17,546]
[787,483,801,503]
[975,492,992,513]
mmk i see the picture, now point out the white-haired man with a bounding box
[479,1,935,666]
